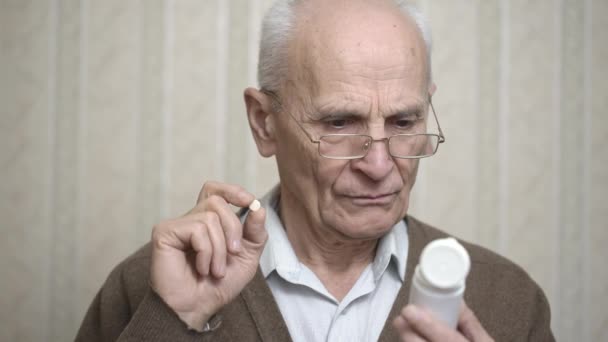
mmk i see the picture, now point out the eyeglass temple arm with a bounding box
[429,97,446,143]
[261,88,319,144]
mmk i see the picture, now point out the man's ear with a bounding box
[244,87,277,157]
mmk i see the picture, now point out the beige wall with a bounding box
[1,0,606,340]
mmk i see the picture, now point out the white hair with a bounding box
[258,0,433,92]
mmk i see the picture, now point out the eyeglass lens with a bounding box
[319,134,439,159]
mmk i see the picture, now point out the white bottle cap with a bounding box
[419,238,470,290]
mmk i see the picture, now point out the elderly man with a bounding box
[77,0,554,341]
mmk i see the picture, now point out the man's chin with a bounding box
[325,210,401,239]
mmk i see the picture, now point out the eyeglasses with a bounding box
[262,90,445,160]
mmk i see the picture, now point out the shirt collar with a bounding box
[254,185,408,283]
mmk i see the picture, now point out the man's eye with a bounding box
[327,119,352,128]
[394,118,415,128]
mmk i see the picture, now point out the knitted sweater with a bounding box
[75,216,555,341]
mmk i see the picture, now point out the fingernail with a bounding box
[404,305,420,321]
[232,239,241,252]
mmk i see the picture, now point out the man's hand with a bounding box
[393,302,494,342]
[150,181,267,331]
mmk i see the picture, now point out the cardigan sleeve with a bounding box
[74,255,208,342]
[526,284,556,342]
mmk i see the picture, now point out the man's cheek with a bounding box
[316,159,347,185]
[398,160,419,184]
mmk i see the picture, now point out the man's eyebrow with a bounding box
[307,100,427,119]
[313,110,366,119]
[309,104,368,120]
[387,103,426,117]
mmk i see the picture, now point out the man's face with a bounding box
[274,1,431,240]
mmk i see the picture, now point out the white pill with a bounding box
[249,199,261,212]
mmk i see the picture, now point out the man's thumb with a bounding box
[243,204,267,245]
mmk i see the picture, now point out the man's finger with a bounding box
[458,303,494,341]
[197,181,255,207]
[194,227,213,276]
[393,315,408,332]
[198,195,244,254]
[205,213,227,278]
[402,305,466,342]
[152,218,205,251]
[400,332,428,342]
[242,203,267,245]
[393,316,427,342]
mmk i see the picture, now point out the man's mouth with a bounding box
[342,191,399,206]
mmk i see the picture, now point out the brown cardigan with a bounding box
[75,216,555,341]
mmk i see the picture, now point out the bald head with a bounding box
[258,0,432,93]
[295,0,425,43]
[285,0,430,102]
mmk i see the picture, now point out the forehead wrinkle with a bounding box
[313,104,370,119]
[299,44,427,116]
[286,0,430,123]
[311,91,371,118]
[308,40,424,86]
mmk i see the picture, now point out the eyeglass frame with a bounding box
[261,89,446,160]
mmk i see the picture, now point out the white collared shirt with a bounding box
[255,186,409,342]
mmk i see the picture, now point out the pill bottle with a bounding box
[409,237,470,328]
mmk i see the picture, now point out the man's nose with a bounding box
[350,137,395,181]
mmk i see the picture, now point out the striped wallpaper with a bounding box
[1,0,606,340]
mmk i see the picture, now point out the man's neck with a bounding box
[278,190,379,301]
